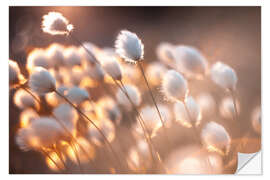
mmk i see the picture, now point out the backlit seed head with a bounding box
[64,47,82,67]
[201,121,231,155]
[53,103,79,132]
[66,86,89,105]
[14,89,39,110]
[162,70,188,102]
[156,42,175,68]
[173,45,208,79]
[196,92,216,118]
[116,84,141,111]
[16,117,64,151]
[211,62,237,91]
[46,43,65,68]
[115,30,144,63]
[42,12,73,35]
[19,108,39,128]
[102,57,123,81]
[29,67,56,95]
[174,96,201,128]
[27,49,50,73]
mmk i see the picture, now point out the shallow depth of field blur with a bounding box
[9,7,261,174]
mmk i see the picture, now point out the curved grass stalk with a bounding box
[54,90,123,170]
[40,149,63,172]
[137,62,171,147]
[69,141,84,173]
[115,79,167,172]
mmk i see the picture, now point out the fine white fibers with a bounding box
[9,60,23,86]
[251,106,261,134]
[14,89,39,110]
[102,57,123,80]
[173,96,201,128]
[162,70,188,102]
[45,86,68,107]
[211,62,237,90]
[116,84,141,111]
[146,62,168,86]
[42,12,73,35]
[66,86,89,105]
[16,117,64,151]
[196,93,216,118]
[29,67,56,95]
[219,97,240,119]
[173,45,208,79]
[156,42,176,68]
[201,121,231,155]
[64,47,82,67]
[115,30,144,63]
[46,43,65,68]
[27,49,50,73]
[53,104,79,132]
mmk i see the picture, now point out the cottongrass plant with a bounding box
[9,11,260,174]
[211,62,238,121]
[115,30,170,147]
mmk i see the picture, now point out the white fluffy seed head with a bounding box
[146,62,167,86]
[42,12,73,35]
[134,104,172,137]
[66,87,89,105]
[29,67,56,95]
[19,108,39,128]
[219,97,240,119]
[116,84,141,111]
[115,30,144,63]
[173,45,208,79]
[102,57,123,81]
[196,92,216,118]
[251,106,261,135]
[201,121,231,155]
[16,117,64,151]
[46,43,65,68]
[156,42,175,67]
[64,47,82,67]
[45,86,68,107]
[9,60,24,87]
[162,70,188,102]
[14,89,39,110]
[53,103,78,132]
[211,62,237,91]
[26,49,50,73]
[174,96,201,128]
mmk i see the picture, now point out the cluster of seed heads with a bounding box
[9,12,261,174]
